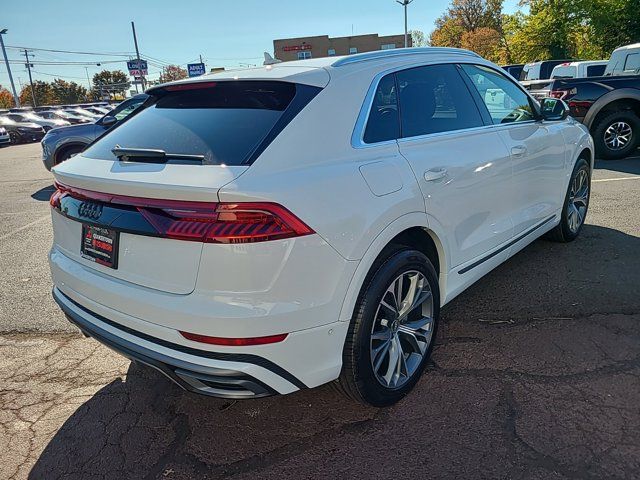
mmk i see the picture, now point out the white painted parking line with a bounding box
[0,215,50,242]
[593,176,640,183]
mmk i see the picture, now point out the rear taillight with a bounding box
[50,183,314,243]
[179,330,288,346]
[549,87,576,100]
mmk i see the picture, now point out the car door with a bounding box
[394,63,515,271]
[460,64,567,235]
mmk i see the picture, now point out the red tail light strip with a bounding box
[51,182,314,244]
[180,331,288,346]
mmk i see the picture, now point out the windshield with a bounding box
[82,81,317,166]
[70,108,96,117]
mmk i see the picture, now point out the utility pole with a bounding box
[0,29,19,107]
[84,67,92,90]
[395,0,413,48]
[23,49,36,107]
[131,21,146,91]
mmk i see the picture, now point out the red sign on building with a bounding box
[283,44,312,52]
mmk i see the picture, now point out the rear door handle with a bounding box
[423,168,447,182]
[510,145,527,158]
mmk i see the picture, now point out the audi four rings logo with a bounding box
[78,202,103,220]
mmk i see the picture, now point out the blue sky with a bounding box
[1,0,522,91]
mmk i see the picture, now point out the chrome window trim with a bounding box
[351,60,543,149]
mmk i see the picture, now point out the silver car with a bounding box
[41,95,148,171]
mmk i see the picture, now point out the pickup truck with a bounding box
[519,59,573,99]
[547,43,640,159]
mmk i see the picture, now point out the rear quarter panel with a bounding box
[217,67,425,262]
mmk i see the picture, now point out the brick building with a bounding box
[273,33,411,62]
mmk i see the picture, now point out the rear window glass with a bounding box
[586,64,606,77]
[520,64,538,81]
[624,53,640,72]
[363,74,399,143]
[551,66,576,78]
[82,81,299,165]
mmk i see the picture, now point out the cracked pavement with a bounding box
[1,144,639,479]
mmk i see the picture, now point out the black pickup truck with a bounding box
[546,43,640,159]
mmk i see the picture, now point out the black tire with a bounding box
[592,110,640,160]
[8,131,20,144]
[546,157,590,243]
[56,145,85,164]
[336,247,440,407]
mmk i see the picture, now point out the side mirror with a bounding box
[100,115,117,128]
[540,97,569,121]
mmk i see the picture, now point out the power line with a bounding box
[31,70,86,80]
[5,45,134,56]
[7,59,126,65]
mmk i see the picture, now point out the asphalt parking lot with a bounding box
[1,142,639,479]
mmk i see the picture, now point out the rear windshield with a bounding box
[82,81,317,166]
[551,66,576,79]
[520,64,539,81]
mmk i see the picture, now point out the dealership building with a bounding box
[273,33,411,62]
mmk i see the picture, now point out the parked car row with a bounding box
[0,102,131,147]
[0,102,115,146]
[502,42,640,159]
[41,94,148,169]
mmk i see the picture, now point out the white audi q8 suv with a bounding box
[49,48,593,406]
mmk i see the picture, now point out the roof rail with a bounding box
[332,47,481,67]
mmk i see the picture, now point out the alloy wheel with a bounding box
[604,121,632,150]
[567,168,589,234]
[370,270,434,389]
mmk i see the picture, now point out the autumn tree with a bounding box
[429,0,509,63]
[19,81,55,107]
[160,65,188,83]
[0,87,15,108]
[461,27,506,63]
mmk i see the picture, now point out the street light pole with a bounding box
[131,21,146,91]
[395,0,413,48]
[0,29,20,107]
[23,49,36,107]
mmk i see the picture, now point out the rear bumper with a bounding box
[54,287,290,398]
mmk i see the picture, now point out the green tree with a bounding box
[50,79,88,104]
[92,70,130,99]
[581,0,640,55]
[410,30,428,47]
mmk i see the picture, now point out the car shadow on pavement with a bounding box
[28,224,640,479]
[441,223,640,322]
[31,185,55,202]
[594,153,640,175]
